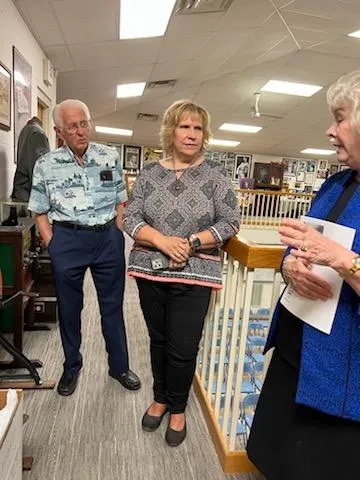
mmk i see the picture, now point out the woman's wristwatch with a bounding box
[188,234,201,252]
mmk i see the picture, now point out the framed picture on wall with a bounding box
[123,145,141,170]
[319,160,328,170]
[329,164,339,175]
[143,147,162,167]
[307,160,316,172]
[297,160,307,172]
[13,47,32,163]
[282,158,297,176]
[0,61,11,131]
[124,172,138,195]
[233,153,252,181]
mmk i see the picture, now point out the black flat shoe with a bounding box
[57,371,80,396]
[165,421,187,447]
[109,369,141,391]
[142,407,167,432]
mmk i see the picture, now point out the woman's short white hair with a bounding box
[53,99,91,128]
[327,70,360,133]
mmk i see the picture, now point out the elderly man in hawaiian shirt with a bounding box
[28,99,141,396]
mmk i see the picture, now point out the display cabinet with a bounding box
[253,162,284,190]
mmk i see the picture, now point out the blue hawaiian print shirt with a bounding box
[28,143,127,226]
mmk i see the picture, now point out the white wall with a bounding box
[0,0,57,199]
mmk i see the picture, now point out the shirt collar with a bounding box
[64,142,92,166]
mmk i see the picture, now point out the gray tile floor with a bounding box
[3,271,261,480]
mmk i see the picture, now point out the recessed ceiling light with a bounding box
[348,30,360,38]
[95,126,133,136]
[117,82,146,98]
[219,123,262,133]
[208,139,240,147]
[301,148,335,156]
[261,80,322,97]
[120,0,176,39]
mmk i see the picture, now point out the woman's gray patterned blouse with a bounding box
[123,159,240,288]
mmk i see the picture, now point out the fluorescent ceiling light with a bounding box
[120,0,176,39]
[208,139,240,147]
[348,30,360,38]
[95,126,133,136]
[219,123,262,133]
[117,82,146,98]
[301,148,335,156]
[261,80,322,97]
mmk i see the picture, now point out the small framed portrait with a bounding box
[318,160,328,170]
[124,145,141,170]
[304,185,313,194]
[307,160,316,173]
[296,171,305,182]
[282,158,297,176]
[0,61,11,131]
[297,160,307,172]
[233,154,252,181]
[317,169,327,179]
[329,164,339,175]
[294,181,304,191]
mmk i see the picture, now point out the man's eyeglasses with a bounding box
[62,120,91,135]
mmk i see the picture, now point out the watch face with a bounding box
[193,237,201,248]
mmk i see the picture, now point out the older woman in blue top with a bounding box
[247,70,360,480]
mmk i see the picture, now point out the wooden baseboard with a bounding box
[193,373,258,475]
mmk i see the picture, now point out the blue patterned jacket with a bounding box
[266,169,360,421]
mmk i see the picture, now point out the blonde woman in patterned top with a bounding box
[124,100,240,447]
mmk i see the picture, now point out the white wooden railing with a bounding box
[235,189,315,228]
[194,236,286,474]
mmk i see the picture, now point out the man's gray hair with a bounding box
[327,70,360,134]
[53,99,91,128]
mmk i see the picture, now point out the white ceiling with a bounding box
[13,0,360,159]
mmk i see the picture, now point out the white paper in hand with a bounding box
[280,216,355,334]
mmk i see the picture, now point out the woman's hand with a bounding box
[282,255,333,301]
[279,218,346,268]
[155,235,190,262]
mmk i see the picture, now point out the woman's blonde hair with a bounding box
[327,70,360,134]
[160,100,212,157]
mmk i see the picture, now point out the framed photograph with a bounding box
[294,181,304,191]
[225,157,235,179]
[13,47,32,163]
[282,158,297,176]
[297,160,307,172]
[317,169,327,179]
[329,164,339,175]
[233,154,252,181]
[318,160,328,170]
[305,172,314,184]
[0,61,11,131]
[307,160,316,173]
[125,172,138,195]
[124,145,141,170]
[296,171,305,182]
[304,185,313,194]
[143,147,162,167]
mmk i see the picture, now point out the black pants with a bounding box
[49,224,129,375]
[136,279,211,414]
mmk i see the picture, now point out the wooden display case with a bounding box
[253,162,284,190]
